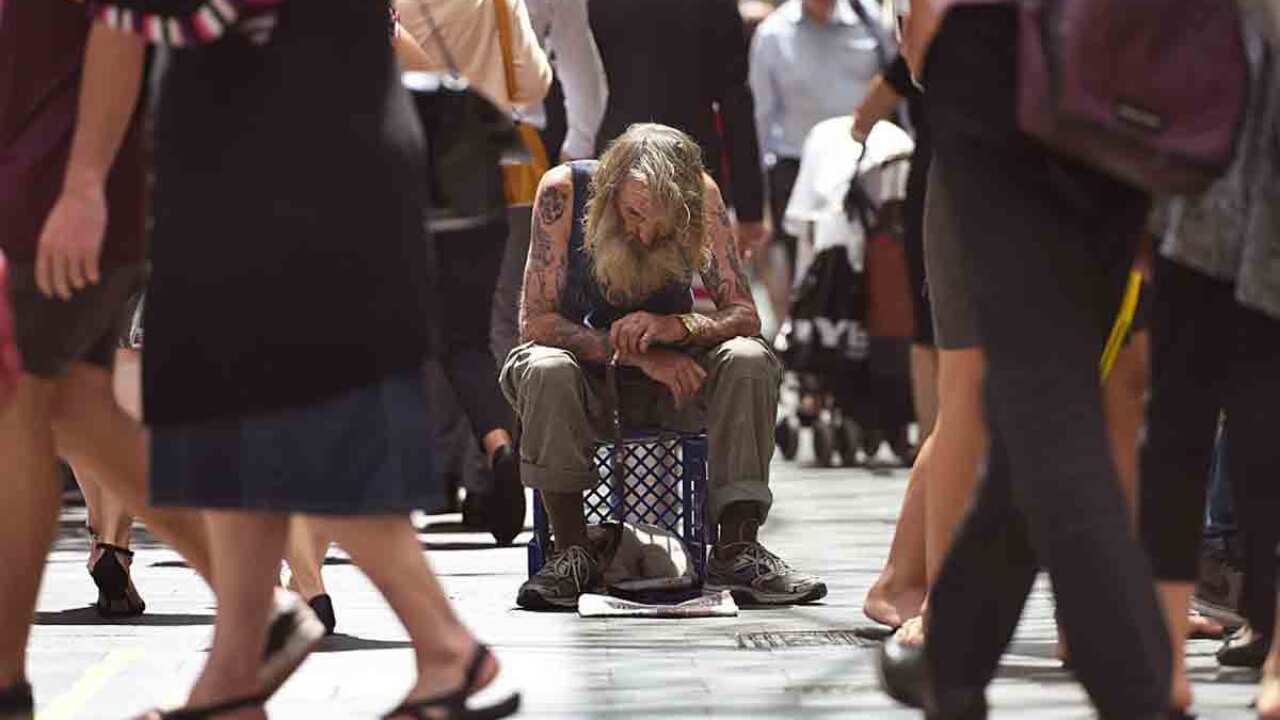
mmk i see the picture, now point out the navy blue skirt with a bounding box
[150,370,438,514]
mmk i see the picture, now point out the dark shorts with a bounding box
[149,369,439,514]
[7,263,145,378]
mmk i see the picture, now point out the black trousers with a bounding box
[434,217,516,444]
[767,158,801,277]
[1140,255,1280,641]
[922,7,1170,717]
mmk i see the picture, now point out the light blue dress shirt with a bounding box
[749,0,891,164]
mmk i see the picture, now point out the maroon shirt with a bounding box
[0,0,145,265]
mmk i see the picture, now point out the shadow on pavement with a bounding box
[312,633,413,653]
[34,607,214,626]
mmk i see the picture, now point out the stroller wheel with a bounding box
[775,418,800,461]
[837,420,862,468]
[813,419,836,468]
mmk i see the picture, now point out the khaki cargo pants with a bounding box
[499,337,782,524]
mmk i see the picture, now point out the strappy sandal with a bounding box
[0,681,33,719]
[90,542,146,618]
[382,644,520,720]
[140,693,266,720]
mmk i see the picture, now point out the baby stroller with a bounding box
[773,118,916,467]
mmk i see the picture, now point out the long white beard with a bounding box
[589,232,691,307]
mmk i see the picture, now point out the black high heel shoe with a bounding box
[0,681,33,720]
[90,543,146,618]
[382,644,519,720]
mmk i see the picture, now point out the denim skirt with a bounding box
[150,369,438,514]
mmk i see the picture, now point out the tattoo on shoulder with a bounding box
[716,204,731,229]
[537,185,568,226]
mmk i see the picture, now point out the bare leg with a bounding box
[0,376,61,688]
[185,511,288,719]
[910,344,940,442]
[49,363,211,580]
[284,517,329,600]
[1102,332,1150,525]
[864,441,929,628]
[1157,582,1195,711]
[1260,598,1280,718]
[923,348,988,585]
[76,470,134,548]
[308,515,492,712]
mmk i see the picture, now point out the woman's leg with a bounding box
[184,511,289,719]
[1260,578,1280,718]
[924,348,987,586]
[864,454,929,627]
[308,514,494,710]
[284,517,329,601]
[72,465,145,617]
[50,363,211,580]
[1140,257,1233,711]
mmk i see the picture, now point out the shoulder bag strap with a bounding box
[492,0,519,104]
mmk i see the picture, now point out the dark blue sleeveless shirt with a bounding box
[560,160,694,330]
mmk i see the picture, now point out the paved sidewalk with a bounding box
[28,451,1262,718]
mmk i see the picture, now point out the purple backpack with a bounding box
[1017,0,1249,194]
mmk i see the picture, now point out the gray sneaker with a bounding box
[705,542,827,605]
[517,546,601,610]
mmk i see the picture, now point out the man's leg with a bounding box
[695,337,826,604]
[500,344,603,609]
[0,376,61,689]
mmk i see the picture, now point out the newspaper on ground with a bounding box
[578,590,739,619]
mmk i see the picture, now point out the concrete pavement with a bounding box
[26,448,1263,718]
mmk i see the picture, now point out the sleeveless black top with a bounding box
[560,160,693,331]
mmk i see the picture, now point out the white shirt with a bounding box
[524,0,609,159]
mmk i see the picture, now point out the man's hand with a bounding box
[632,349,707,409]
[901,0,949,83]
[735,220,768,261]
[610,311,687,357]
[35,182,107,301]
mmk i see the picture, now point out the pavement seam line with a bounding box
[38,647,144,720]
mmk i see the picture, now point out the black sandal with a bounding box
[0,681,33,719]
[90,542,146,618]
[142,693,267,719]
[382,644,520,720]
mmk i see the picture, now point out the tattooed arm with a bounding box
[518,167,612,363]
[685,175,763,345]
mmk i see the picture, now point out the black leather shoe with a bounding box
[1217,625,1270,668]
[0,681,33,720]
[487,445,526,546]
[878,633,928,709]
[878,634,988,719]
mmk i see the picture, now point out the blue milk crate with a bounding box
[527,429,714,581]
